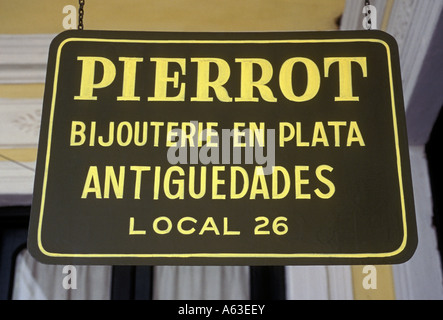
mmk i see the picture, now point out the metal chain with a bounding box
[364,0,372,30]
[78,0,85,30]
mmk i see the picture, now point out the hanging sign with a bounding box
[28,30,417,265]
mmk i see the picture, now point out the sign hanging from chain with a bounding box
[27,30,417,265]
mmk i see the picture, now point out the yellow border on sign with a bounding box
[37,36,408,260]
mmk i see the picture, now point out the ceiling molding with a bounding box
[0,34,55,84]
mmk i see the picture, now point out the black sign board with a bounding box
[28,30,417,265]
